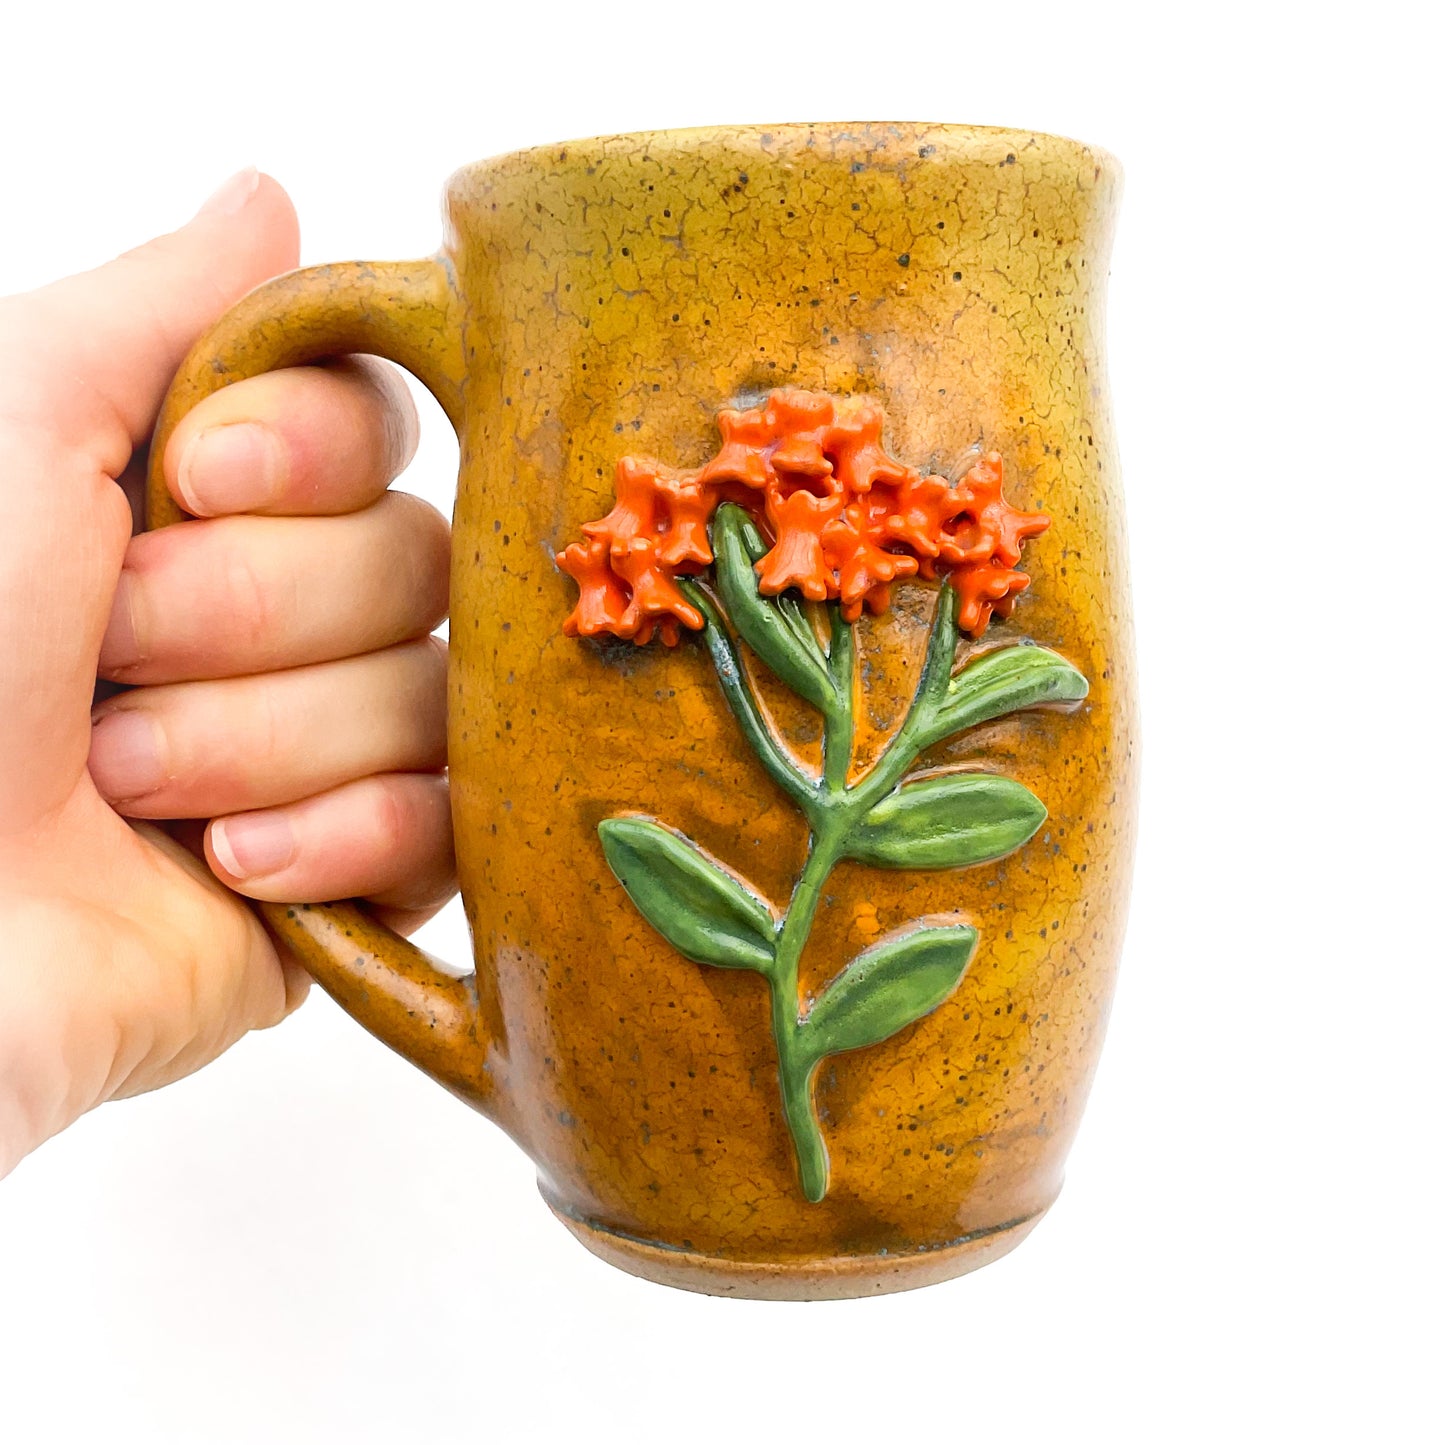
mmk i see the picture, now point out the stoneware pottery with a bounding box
[147,122,1136,1300]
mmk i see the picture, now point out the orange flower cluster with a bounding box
[558,390,1050,645]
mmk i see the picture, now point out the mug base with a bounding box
[544,1196,1050,1300]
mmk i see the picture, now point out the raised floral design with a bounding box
[558,390,1049,643]
[558,391,1086,1201]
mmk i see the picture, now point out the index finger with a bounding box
[162,355,420,517]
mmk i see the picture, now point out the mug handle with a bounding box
[145,256,495,1111]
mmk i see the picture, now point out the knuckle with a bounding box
[369,778,412,859]
[388,492,453,606]
[421,631,450,681]
[387,486,450,540]
[403,638,449,766]
[242,676,284,778]
[370,363,421,472]
[224,549,282,661]
[329,356,419,476]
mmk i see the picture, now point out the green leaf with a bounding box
[925,644,1088,748]
[713,504,834,709]
[598,816,776,972]
[848,772,1046,870]
[799,924,977,1064]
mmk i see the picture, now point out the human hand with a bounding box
[0,170,454,1175]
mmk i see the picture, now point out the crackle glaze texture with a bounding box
[149,123,1136,1298]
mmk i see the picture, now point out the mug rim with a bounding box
[446,119,1121,189]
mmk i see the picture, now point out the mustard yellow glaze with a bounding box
[448,123,1135,1274]
[149,123,1136,1297]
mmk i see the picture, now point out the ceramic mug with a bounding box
[147,123,1136,1299]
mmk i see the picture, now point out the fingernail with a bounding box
[211,812,296,880]
[195,166,260,219]
[176,422,286,515]
[88,710,168,803]
[100,570,144,672]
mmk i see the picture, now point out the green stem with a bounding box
[777,1056,826,1202]
[768,822,846,1202]
[682,581,817,815]
[821,605,855,793]
[851,580,959,809]
[764,589,960,1198]
[694,581,960,1201]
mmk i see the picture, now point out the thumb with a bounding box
[11,169,299,470]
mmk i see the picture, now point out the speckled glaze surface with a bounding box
[149,123,1136,1298]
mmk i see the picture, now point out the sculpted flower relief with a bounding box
[557,390,1086,1201]
[558,390,1051,646]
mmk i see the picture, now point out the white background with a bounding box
[1,2,1439,1441]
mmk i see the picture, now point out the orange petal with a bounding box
[558,539,634,639]
[614,539,705,637]
[771,434,834,480]
[715,405,774,448]
[766,390,835,434]
[949,561,1031,638]
[698,443,771,490]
